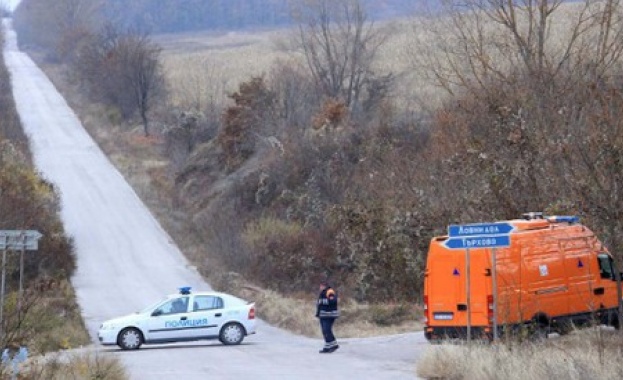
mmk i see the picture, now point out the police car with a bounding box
[98,287,256,350]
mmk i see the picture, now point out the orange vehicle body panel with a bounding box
[424,218,619,340]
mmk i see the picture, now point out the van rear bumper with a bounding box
[425,326,491,342]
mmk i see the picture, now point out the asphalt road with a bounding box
[3,18,426,380]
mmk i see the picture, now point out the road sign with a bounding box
[0,230,43,341]
[448,222,514,238]
[0,230,43,250]
[443,235,511,250]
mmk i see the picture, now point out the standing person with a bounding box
[316,279,340,353]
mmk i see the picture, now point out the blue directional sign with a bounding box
[443,235,511,250]
[448,222,515,238]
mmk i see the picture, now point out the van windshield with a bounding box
[598,253,615,280]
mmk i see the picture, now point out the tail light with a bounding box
[248,306,255,320]
[423,295,430,325]
[487,295,494,323]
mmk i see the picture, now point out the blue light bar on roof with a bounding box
[179,286,192,295]
[547,216,579,224]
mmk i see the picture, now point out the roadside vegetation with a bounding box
[417,328,623,379]
[0,22,125,379]
[9,0,623,376]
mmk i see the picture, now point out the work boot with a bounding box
[319,348,331,353]
[328,345,339,352]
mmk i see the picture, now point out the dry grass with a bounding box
[253,291,421,339]
[156,18,435,113]
[157,6,592,118]
[156,29,295,111]
[213,271,421,338]
[161,2,607,116]
[21,351,126,380]
[417,328,623,380]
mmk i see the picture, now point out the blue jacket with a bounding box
[316,286,339,319]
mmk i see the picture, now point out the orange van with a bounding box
[424,213,621,341]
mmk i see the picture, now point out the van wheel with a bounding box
[556,321,574,336]
[529,322,548,341]
[611,315,620,330]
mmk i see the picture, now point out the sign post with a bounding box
[465,248,471,344]
[446,222,513,342]
[492,248,498,341]
[0,230,42,341]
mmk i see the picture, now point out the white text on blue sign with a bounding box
[448,223,514,237]
[444,235,511,249]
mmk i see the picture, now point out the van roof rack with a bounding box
[547,216,579,224]
[522,212,544,220]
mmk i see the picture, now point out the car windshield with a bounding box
[152,297,189,315]
[598,253,615,279]
[140,299,167,314]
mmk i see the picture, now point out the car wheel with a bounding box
[118,328,143,350]
[219,323,245,345]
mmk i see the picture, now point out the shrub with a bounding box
[243,217,332,291]
[5,280,90,354]
[218,77,277,171]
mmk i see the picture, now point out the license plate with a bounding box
[433,312,454,320]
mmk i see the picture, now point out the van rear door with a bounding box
[426,242,464,326]
[426,241,491,328]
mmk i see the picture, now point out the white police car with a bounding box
[98,287,256,350]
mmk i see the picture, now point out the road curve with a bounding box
[2,18,426,380]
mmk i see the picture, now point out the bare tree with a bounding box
[75,25,166,134]
[411,0,623,96]
[558,80,623,325]
[54,0,103,62]
[74,23,127,109]
[268,59,319,131]
[119,33,166,136]
[291,0,391,115]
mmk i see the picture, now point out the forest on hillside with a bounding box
[11,0,623,307]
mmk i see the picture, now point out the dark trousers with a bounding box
[320,318,337,346]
